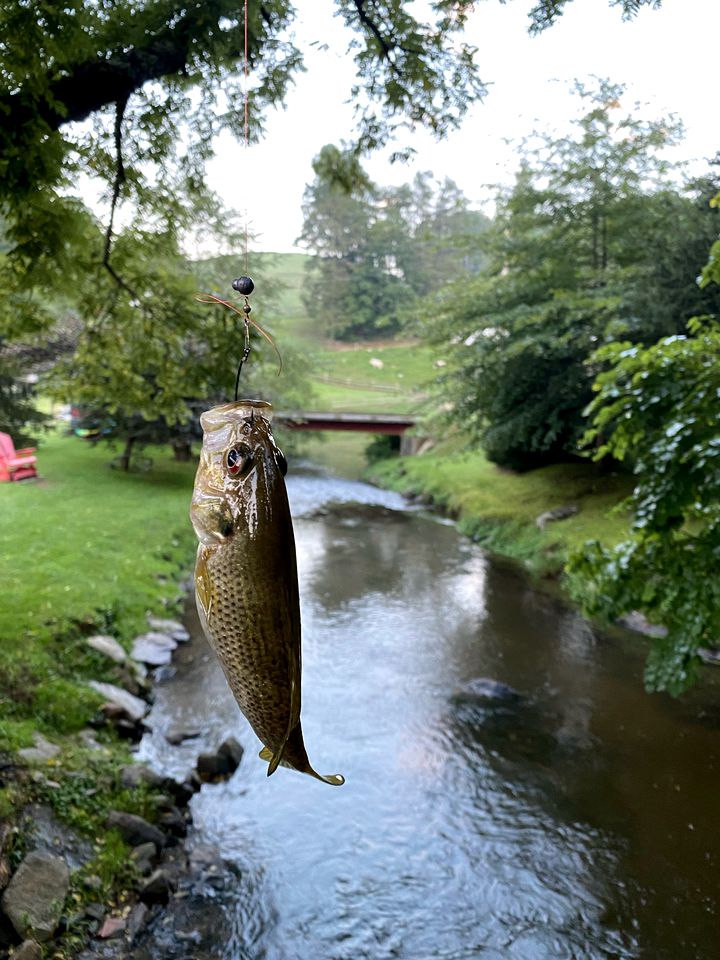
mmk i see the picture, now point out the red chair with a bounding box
[0,432,38,482]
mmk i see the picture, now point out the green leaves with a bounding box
[569,318,720,694]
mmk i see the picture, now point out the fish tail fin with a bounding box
[258,746,345,786]
[306,768,345,787]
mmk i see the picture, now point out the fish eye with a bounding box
[275,448,288,476]
[225,445,251,477]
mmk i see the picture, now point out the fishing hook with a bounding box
[195,287,283,402]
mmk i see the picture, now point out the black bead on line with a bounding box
[232,276,254,296]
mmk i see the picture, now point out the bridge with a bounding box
[275,411,423,454]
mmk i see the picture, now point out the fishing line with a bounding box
[196,0,282,401]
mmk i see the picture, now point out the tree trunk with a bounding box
[119,436,136,472]
[172,440,193,462]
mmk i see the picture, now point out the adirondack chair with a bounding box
[0,432,38,482]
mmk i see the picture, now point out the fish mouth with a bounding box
[200,399,273,432]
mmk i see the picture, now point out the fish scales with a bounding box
[190,399,344,786]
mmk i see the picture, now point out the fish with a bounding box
[189,398,344,786]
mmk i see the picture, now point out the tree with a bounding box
[424,81,687,469]
[300,147,488,339]
[383,172,490,298]
[0,343,48,446]
[568,317,720,695]
[46,231,311,468]
[299,145,416,339]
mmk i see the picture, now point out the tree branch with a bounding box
[352,0,393,60]
[102,95,141,303]
[0,1,257,135]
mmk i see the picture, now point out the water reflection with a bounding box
[139,467,720,960]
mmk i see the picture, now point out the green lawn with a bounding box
[0,432,196,747]
[304,341,436,414]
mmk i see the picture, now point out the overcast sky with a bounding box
[203,0,718,254]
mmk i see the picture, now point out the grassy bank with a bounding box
[366,437,633,579]
[0,432,197,949]
[0,432,196,750]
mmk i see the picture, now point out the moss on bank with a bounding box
[366,438,634,579]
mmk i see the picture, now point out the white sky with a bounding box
[204,0,719,254]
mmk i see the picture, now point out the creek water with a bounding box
[139,464,720,959]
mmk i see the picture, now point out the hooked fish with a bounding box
[189,399,344,786]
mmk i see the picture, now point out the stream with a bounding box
[138,463,720,959]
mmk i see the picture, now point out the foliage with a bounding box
[568,317,720,694]
[424,80,694,469]
[300,145,487,339]
[44,222,313,466]
[0,341,49,445]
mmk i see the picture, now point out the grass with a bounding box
[0,431,196,746]
[0,430,198,952]
[197,252,437,415]
[367,437,633,578]
[304,341,436,414]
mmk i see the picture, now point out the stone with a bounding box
[217,736,244,768]
[162,776,199,807]
[535,504,579,531]
[157,806,188,838]
[617,610,668,638]
[126,902,149,941]
[17,804,93,872]
[86,635,127,663]
[105,812,166,849]
[120,764,164,790]
[83,902,106,922]
[0,856,10,893]
[130,842,158,866]
[196,752,232,782]
[131,632,177,666]
[698,646,720,666]
[139,869,175,904]
[10,941,42,960]
[17,734,60,763]
[1,850,70,942]
[165,727,201,746]
[97,916,126,939]
[147,616,190,642]
[188,843,222,870]
[114,719,146,742]
[88,682,148,722]
[78,729,104,751]
[197,737,244,782]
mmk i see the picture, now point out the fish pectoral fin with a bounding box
[261,665,301,778]
[259,745,285,777]
[195,548,214,620]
